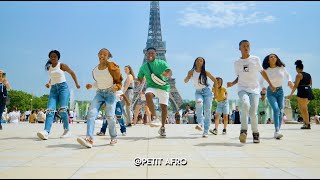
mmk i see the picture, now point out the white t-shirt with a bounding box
[69,110,74,118]
[9,111,20,124]
[260,66,292,88]
[37,111,46,122]
[92,66,113,90]
[234,55,263,94]
[25,110,30,116]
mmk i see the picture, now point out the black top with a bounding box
[235,111,240,120]
[298,72,311,86]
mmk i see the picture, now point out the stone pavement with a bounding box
[0,122,319,179]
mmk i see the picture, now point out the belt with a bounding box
[128,87,133,90]
[97,87,114,92]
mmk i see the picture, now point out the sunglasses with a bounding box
[261,94,266,96]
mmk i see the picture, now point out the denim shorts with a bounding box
[216,100,229,115]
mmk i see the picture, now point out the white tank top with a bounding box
[92,66,113,89]
[192,71,207,90]
[48,62,66,85]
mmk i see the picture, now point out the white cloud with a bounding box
[178,1,276,29]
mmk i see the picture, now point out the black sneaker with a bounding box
[0,124,2,130]
[301,124,311,129]
[239,130,247,143]
[253,132,260,143]
[222,129,226,134]
[127,123,132,127]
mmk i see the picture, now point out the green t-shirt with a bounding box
[138,59,171,92]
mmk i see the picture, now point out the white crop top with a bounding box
[48,62,66,85]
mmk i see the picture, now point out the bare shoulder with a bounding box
[60,63,68,70]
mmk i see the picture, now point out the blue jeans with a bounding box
[87,89,117,139]
[195,86,213,133]
[267,86,284,132]
[44,82,70,133]
[0,83,8,126]
[238,90,259,133]
[0,103,5,125]
[101,101,126,134]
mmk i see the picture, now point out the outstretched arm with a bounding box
[184,70,193,83]
[61,63,80,89]
[288,73,302,99]
[227,77,238,88]
[206,71,218,95]
[260,70,275,92]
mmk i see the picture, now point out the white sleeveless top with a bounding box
[192,71,207,90]
[48,62,66,85]
[92,66,113,90]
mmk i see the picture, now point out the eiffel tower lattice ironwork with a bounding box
[133,1,184,112]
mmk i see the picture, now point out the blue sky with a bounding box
[1,1,319,102]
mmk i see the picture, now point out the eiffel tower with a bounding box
[133,1,184,112]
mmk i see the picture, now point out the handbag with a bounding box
[147,63,167,86]
[309,88,315,101]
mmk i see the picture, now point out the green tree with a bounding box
[7,90,49,112]
[7,90,33,112]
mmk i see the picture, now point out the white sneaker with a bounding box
[202,132,208,138]
[122,132,126,136]
[149,118,161,127]
[274,132,283,139]
[60,129,71,138]
[77,137,93,148]
[195,125,203,131]
[37,130,49,140]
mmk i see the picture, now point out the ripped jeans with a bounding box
[195,86,213,133]
[87,88,117,140]
[44,82,70,133]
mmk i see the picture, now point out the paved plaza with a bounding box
[0,122,319,179]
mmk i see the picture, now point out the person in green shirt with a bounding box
[258,88,271,124]
[135,47,172,137]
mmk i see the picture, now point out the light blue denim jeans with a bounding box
[44,82,70,133]
[87,88,117,140]
[266,86,284,132]
[238,90,260,133]
[195,86,213,134]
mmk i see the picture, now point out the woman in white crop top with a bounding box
[184,57,218,138]
[37,50,80,141]
[77,48,122,148]
[261,53,293,140]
